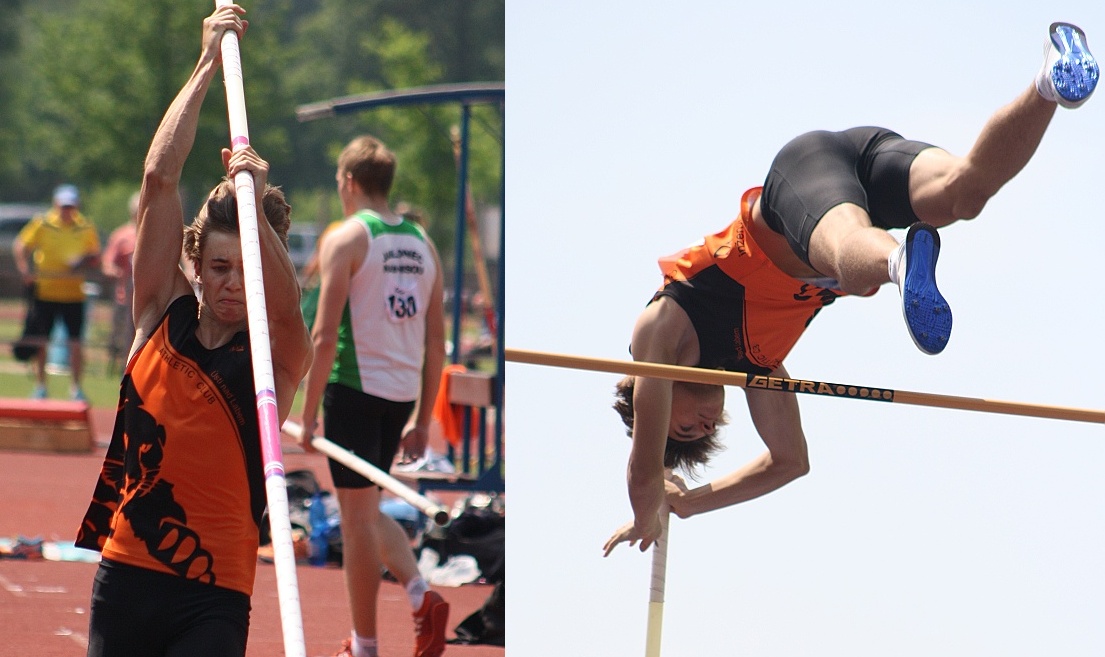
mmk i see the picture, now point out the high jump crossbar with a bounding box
[505,348,1105,425]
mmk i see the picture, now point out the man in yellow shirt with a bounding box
[13,184,101,400]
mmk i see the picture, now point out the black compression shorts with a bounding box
[87,559,250,657]
[23,298,86,341]
[322,383,415,490]
[760,126,934,265]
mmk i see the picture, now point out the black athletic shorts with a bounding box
[87,559,250,657]
[760,126,934,265]
[23,298,85,340]
[322,382,415,489]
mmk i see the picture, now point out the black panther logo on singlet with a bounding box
[116,383,216,584]
[76,375,216,584]
[77,295,265,595]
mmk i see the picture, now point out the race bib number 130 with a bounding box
[387,290,418,322]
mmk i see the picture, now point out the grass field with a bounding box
[0,298,123,406]
[0,297,496,415]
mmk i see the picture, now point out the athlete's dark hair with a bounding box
[612,376,726,477]
[183,178,292,271]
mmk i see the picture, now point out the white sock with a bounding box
[351,632,378,657]
[887,238,906,287]
[406,576,430,611]
[1036,41,1060,103]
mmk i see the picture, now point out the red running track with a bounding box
[0,407,504,657]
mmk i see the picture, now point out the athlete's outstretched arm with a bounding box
[133,5,246,340]
[667,363,810,518]
[604,302,682,556]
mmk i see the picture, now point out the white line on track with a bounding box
[0,572,28,597]
[2,573,89,647]
[55,627,90,649]
[0,574,69,595]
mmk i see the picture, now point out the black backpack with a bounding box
[419,505,504,584]
[260,469,343,565]
[449,580,504,646]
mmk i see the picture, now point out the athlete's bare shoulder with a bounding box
[631,297,699,368]
[319,218,368,277]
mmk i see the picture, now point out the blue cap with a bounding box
[53,184,80,207]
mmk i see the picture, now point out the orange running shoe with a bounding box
[412,590,450,657]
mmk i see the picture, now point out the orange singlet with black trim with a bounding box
[76,295,264,596]
[653,187,845,376]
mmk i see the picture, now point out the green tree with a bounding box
[3,0,503,274]
[0,0,31,195]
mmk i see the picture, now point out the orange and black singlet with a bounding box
[652,188,845,376]
[76,295,264,596]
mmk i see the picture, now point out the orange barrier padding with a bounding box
[0,398,91,423]
[432,364,467,447]
[0,398,93,453]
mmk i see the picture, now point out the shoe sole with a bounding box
[1049,22,1099,108]
[901,223,951,355]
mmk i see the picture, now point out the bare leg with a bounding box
[69,341,83,393]
[806,204,898,295]
[32,347,47,389]
[910,85,1057,225]
[377,513,420,587]
[808,85,1059,295]
[337,487,383,640]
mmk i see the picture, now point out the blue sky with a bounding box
[506,2,1105,655]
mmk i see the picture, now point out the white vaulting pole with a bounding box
[216,3,306,655]
[645,472,671,657]
[281,420,452,526]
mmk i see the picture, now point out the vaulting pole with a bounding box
[644,471,672,657]
[217,3,306,655]
[281,421,451,527]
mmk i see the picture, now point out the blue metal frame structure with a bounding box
[296,82,505,494]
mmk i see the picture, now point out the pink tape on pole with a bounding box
[232,136,250,148]
[257,389,285,478]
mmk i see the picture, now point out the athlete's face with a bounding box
[198,231,247,324]
[668,382,725,442]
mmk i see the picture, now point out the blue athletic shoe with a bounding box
[899,223,952,355]
[1038,22,1098,108]
[31,384,47,400]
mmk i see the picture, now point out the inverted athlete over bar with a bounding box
[604,22,1098,555]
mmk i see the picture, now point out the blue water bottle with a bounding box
[308,492,329,566]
